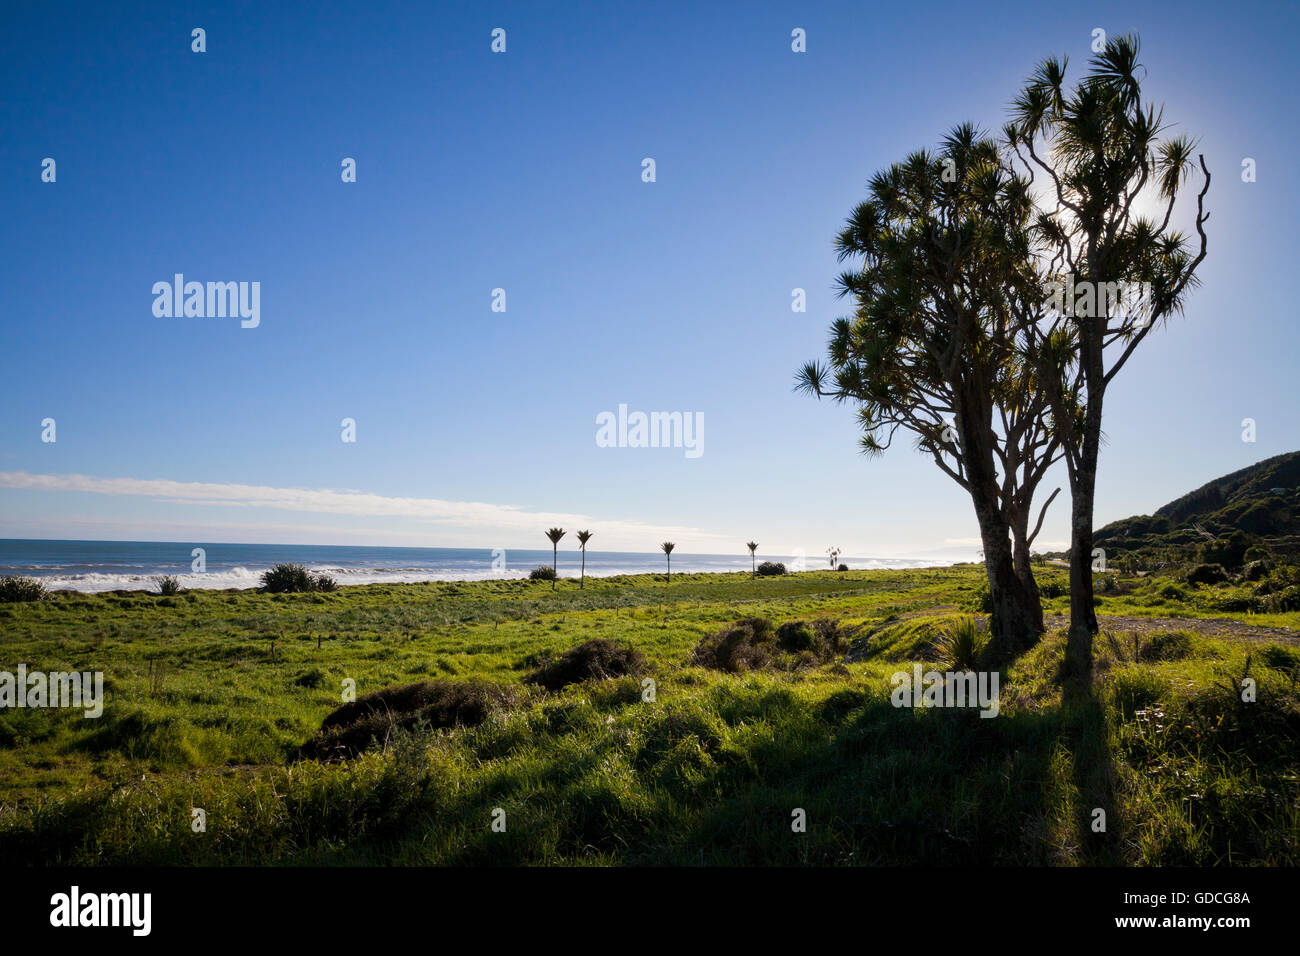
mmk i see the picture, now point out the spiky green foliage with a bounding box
[935,616,990,670]
[155,575,182,596]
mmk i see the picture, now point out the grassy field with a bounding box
[1,564,1297,865]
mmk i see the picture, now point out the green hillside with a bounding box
[1093,452,1300,570]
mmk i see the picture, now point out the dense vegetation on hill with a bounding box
[1082,453,1299,584]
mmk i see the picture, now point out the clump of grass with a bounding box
[1107,667,1172,721]
[300,678,523,759]
[294,667,328,689]
[1136,630,1195,663]
[78,707,202,768]
[260,563,335,594]
[933,616,988,670]
[1158,583,1187,601]
[1259,644,1300,673]
[155,575,182,596]
[529,638,645,690]
[693,617,776,672]
[529,565,557,581]
[692,617,849,672]
[0,575,46,603]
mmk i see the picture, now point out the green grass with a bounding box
[0,565,1296,865]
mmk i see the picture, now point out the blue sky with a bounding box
[1,0,1297,557]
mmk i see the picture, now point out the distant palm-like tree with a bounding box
[746,541,759,579]
[576,530,593,589]
[826,546,841,569]
[545,528,566,590]
[661,541,675,583]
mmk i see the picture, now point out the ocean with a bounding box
[0,539,952,593]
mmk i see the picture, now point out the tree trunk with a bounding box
[552,545,557,591]
[955,386,1044,663]
[580,549,585,589]
[1064,445,1100,678]
[1011,509,1044,633]
[976,502,1039,663]
[1064,323,1105,679]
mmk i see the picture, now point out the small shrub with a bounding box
[1213,593,1264,613]
[776,621,815,652]
[529,639,645,690]
[1255,564,1300,595]
[1243,559,1273,582]
[300,678,521,759]
[1038,579,1067,599]
[259,563,336,593]
[809,618,852,657]
[756,561,787,576]
[529,565,557,581]
[693,617,776,672]
[693,617,848,672]
[155,575,181,596]
[261,563,315,593]
[1158,583,1187,601]
[293,667,328,689]
[836,563,849,572]
[0,575,46,603]
[1185,563,1228,586]
[1243,544,1272,563]
[1136,631,1195,663]
[934,616,988,670]
[1200,530,1256,570]
[1265,585,1300,613]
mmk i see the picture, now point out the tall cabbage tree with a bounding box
[576,530,593,589]
[798,123,1065,660]
[545,528,565,590]
[1006,33,1210,677]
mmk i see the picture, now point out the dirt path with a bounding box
[1046,613,1299,645]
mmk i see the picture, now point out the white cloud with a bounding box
[0,470,725,548]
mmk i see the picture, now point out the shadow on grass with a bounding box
[2,663,1133,866]
[342,671,1122,866]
